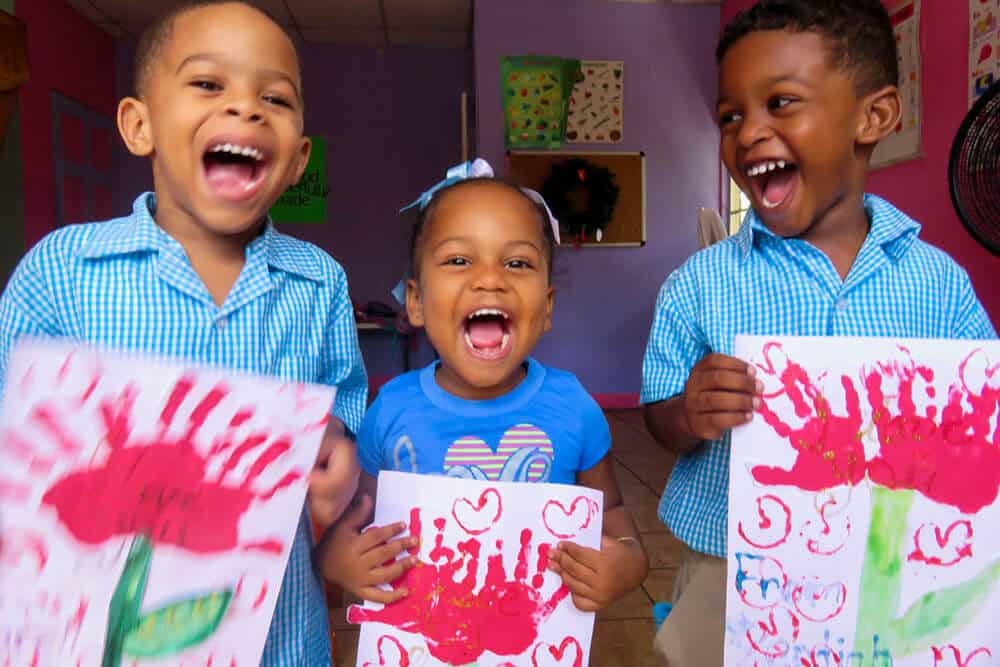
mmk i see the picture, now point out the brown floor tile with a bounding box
[590,618,660,667]
[333,628,359,666]
[642,567,680,604]
[621,483,666,535]
[641,532,685,570]
[597,583,653,620]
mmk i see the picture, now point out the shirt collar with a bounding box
[735,193,920,261]
[79,192,326,283]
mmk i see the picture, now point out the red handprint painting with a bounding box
[0,340,333,666]
[725,336,1000,667]
[350,471,602,666]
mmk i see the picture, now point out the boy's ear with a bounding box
[291,136,312,184]
[117,97,154,157]
[405,277,425,328]
[543,286,554,333]
[856,85,902,147]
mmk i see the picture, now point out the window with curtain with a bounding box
[728,177,751,235]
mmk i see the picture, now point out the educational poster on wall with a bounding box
[970,0,999,107]
[871,0,922,169]
[0,339,334,666]
[269,135,328,223]
[349,471,603,666]
[501,56,581,149]
[725,335,1000,667]
[567,61,623,144]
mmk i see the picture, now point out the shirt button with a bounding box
[836,298,848,311]
[215,317,227,329]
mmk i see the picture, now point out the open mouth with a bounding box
[463,308,512,361]
[203,142,268,201]
[745,159,798,210]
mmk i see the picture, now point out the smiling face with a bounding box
[118,2,310,242]
[717,30,871,242]
[406,181,554,401]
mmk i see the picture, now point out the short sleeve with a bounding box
[318,264,368,435]
[577,388,611,472]
[640,265,708,404]
[949,266,997,339]
[356,391,386,478]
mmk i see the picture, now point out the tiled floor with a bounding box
[328,408,685,666]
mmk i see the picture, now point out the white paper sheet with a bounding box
[726,336,1000,667]
[0,339,334,666]
[350,471,603,666]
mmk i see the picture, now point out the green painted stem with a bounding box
[102,535,153,667]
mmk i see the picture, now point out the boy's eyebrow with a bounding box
[176,53,302,99]
[716,74,812,109]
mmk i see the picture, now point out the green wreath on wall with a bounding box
[541,158,620,241]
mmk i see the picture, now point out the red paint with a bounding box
[737,494,792,549]
[747,607,800,659]
[347,510,566,664]
[753,343,866,490]
[933,645,993,667]
[363,635,410,667]
[251,582,268,611]
[908,520,974,567]
[530,637,583,667]
[451,487,503,535]
[39,377,299,554]
[802,497,851,556]
[864,351,1000,513]
[541,496,598,539]
[790,579,847,622]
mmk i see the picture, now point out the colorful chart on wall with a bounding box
[872,0,922,169]
[725,335,1000,667]
[566,61,623,144]
[349,471,603,666]
[269,135,328,223]
[0,339,334,666]
[970,0,1000,108]
[501,56,581,150]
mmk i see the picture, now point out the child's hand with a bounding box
[682,353,763,440]
[308,418,360,528]
[546,536,648,612]
[322,494,418,604]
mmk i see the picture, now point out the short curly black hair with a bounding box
[717,0,899,95]
[133,1,296,98]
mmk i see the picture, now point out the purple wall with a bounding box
[474,0,721,395]
[114,40,472,378]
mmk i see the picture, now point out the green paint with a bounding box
[0,0,25,288]
[103,535,153,667]
[269,135,328,223]
[123,589,233,657]
[853,485,1000,659]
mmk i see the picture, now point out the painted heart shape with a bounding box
[908,520,973,566]
[451,487,503,535]
[531,636,584,667]
[933,645,993,667]
[443,424,553,482]
[363,635,410,667]
[746,607,799,659]
[542,496,599,539]
[791,577,847,622]
[737,494,792,549]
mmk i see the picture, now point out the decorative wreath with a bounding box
[540,158,620,240]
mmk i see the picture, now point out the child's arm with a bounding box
[643,354,761,456]
[546,455,649,612]
[318,472,418,604]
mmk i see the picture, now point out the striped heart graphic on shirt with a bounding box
[443,424,554,482]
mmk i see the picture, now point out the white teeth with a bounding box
[777,160,786,169]
[468,308,508,319]
[501,332,509,350]
[209,143,263,161]
[746,160,790,178]
[464,331,474,349]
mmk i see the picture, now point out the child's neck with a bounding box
[435,361,529,402]
[154,206,260,307]
[802,192,871,281]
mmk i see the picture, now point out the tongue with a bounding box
[468,319,504,348]
[762,169,795,206]
[205,161,255,199]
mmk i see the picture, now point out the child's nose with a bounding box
[737,110,773,148]
[224,96,265,124]
[471,264,508,291]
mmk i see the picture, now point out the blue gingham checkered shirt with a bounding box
[640,194,996,558]
[0,193,367,666]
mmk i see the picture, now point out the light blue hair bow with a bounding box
[391,158,561,305]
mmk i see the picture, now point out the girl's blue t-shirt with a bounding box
[358,358,611,484]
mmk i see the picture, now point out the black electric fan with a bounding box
[949,81,1000,256]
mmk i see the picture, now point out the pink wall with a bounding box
[16,0,117,247]
[721,0,998,324]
